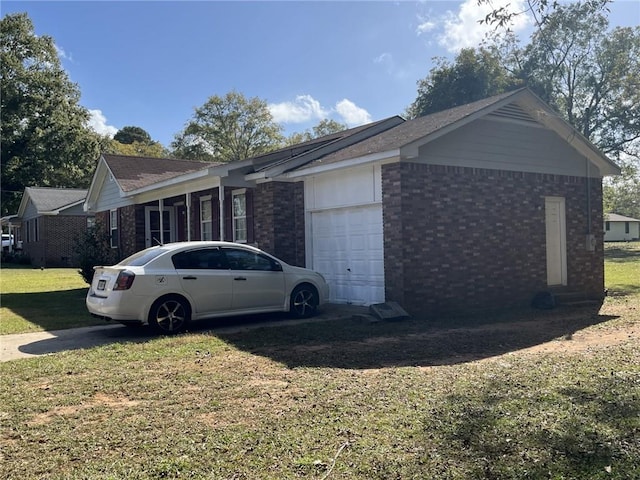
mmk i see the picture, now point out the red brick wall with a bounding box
[382,162,604,316]
[38,215,91,267]
[253,182,305,266]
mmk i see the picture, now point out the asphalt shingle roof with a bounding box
[103,154,218,192]
[606,213,640,222]
[26,187,88,212]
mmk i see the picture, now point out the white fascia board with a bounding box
[16,190,31,217]
[283,150,401,179]
[134,175,222,205]
[126,168,215,197]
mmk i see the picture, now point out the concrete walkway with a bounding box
[1,304,369,362]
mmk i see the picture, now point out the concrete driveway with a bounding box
[0,304,369,362]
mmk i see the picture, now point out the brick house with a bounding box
[11,187,94,267]
[85,89,620,316]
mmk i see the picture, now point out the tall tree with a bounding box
[0,13,101,215]
[171,91,284,162]
[519,3,640,160]
[113,126,153,145]
[107,126,167,157]
[407,47,522,118]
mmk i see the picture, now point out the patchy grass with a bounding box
[605,242,640,297]
[0,267,101,334]
[0,244,638,479]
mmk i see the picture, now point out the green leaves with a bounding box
[171,91,284,162]
[0,13,101,215]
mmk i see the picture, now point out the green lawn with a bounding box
[0,245,638,479]
[0,266,102,334]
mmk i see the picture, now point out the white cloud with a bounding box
[269,95,372,127]
[87,109,118,137]
[268,95,329,123]
[335,99,372,126]
[54,43,72,62]
[418,0,532,53]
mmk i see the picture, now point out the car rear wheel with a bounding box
[290,284,318,318]
[149,295,190,335]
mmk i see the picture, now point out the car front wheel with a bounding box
[290,284,318,318]
[148,295,190,335]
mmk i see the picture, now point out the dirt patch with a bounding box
[27,393,141,426]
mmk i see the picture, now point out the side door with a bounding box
[172,248,233,315]
[222,247,286,310]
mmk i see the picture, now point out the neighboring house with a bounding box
[11,187,93,267]
[84,88,620,316]
[604,213,640,242]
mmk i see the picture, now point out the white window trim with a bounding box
[110,209,118,248]
[232,189,247,243]
[200,196,213,241]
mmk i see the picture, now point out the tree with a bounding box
[408,3,639,215]
[113,126,152,145]
[407,47,522,118]
[171,91,284,162]
[0,13,101,215]
[519,3,640,160]
[286,118,348,145]
[478,0,611,29]
[106,126,167,157]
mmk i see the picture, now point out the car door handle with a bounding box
[234,277,247,281]
[183,276,197,280]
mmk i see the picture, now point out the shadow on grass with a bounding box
[605,244,640,263]
[216,305,619,369]
[1,289,103,332]
[421,373,639,478]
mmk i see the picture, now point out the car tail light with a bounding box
[113,270,135,290]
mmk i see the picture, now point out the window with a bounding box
[223,248,279,271]
[625,222,630,234]
[172,248,228,270]
[200,197,212,241]
[232,190,247,243]
[87,217,96,229]
[110,209,118,248]
[605,221,610,231]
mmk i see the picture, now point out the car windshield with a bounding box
[117,247,169,266]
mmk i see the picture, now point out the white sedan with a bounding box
[86,242,329,334]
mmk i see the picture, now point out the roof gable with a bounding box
[290,89,620,177]
[17,187,88,217]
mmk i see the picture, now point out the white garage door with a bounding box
[311,205,384,305]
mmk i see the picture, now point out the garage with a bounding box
[310,204,384,305]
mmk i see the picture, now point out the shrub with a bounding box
[73,225,116,284]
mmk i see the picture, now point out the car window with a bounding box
[172,248,229,270]
[119,248,168,266]
[223,248,279,271]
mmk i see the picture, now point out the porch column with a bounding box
[218,184,225,241]
[186,193,191,242]
[159,198,164,244]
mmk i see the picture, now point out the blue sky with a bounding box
[3,1,639,148]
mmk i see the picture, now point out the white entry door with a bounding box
[311,205,384,305]
[545,197,567,286]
